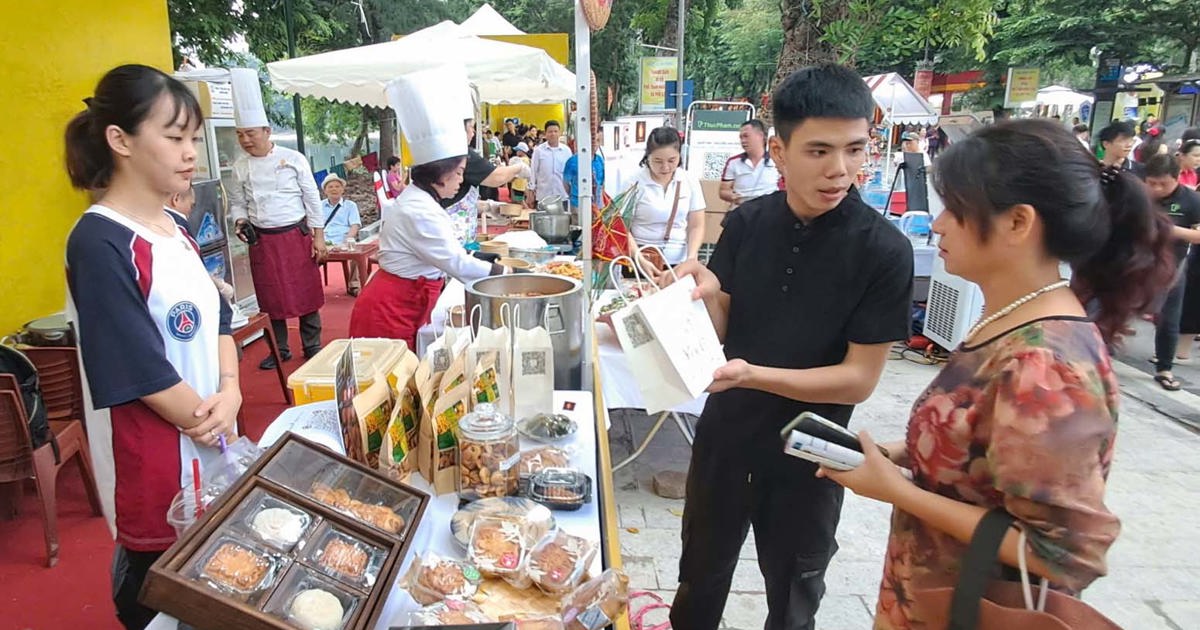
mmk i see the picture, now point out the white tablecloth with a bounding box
[150,391,604,630]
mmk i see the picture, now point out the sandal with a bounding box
[1154,373,1182,391]
[629,591,673,630]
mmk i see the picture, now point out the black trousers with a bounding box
[670,411,844,630]
[112,545,164,630]
[271,311,322,356]
[1155,262,1187,373]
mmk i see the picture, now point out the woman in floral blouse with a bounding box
[822,119,1177,629]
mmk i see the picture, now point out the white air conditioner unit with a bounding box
[923,255,985,350]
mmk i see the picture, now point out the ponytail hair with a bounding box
[934,118,1174,345]
[65,64,202,191]
[640,126,682,168]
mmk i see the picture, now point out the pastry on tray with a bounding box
[288,588,345,630]
[467,516,527,578]
[310,482,405,534]
[528,531,595,594]
[202,542,271,592]
[402,552,482,605]
[318,538,369,579]
[251,507,307,547]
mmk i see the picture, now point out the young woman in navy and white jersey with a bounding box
[63,65,241,630]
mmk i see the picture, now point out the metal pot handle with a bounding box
[545,303,565,335]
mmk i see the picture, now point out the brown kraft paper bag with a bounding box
[419,345,471,494]
[351,372,394,469]
[472,349,503,408]
[382,351,421,479]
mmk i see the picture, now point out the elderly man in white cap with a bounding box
[349,65,517,349]
[320,173,362,294]
[226,68,326,369]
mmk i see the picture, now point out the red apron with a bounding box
[249,223,325,319]
[349,270,445,351]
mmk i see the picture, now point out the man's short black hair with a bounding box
[1144,153,1181,179]
[771,64,874,143]
[544,120,561,131]
[1073,123,1090,134]
[741,119,767,135]
[1098,121,1135,144]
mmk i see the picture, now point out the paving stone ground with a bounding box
[608,355,1200,630]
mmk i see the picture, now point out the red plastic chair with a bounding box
[0,378,102,567]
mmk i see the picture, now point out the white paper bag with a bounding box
[467,304,511,414]
[634,274,727,398]
[611,251,726,413]
[511,306,555,421]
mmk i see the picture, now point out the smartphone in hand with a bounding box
[783,412,890,458]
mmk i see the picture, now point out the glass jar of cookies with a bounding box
[457,403,519,502]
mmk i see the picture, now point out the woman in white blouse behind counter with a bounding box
[349,66,511,350]
[627,127,706,266]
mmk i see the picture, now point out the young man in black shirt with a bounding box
[440,117,530,209]
[669,64,913,629]
[1144,153,1200,390]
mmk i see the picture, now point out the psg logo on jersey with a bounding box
[167,302,201,341]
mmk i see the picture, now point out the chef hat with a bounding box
[386,65,469,166]
[230,68,269,129]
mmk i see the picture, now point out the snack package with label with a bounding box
[527,530,596,594]
[421,347,471,494]
[561,569,630,630]
[417,328,467,494]
[407,599,492,625]
[467,515,529,586]
[401,552,483,606]
[382,350,421,479]
[352,372,393,469]
[471,349,502,407]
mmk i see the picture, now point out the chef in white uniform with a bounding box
[349,64,514,350]
[226,68,325,370]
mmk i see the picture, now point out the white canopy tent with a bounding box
[460,4,525,35]
[864,73,939,125]
[1021,85,1093,111]
[266,21,575,108]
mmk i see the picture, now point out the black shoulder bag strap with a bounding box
[323,202,343,228]
[948,509,1018,630]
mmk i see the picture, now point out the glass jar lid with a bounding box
[458,403,515,441]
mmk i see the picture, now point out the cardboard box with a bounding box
[703,211,727,244]
[699,179,728,214]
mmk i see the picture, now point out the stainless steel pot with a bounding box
[21,313,75,347]
[532,194,571,244]
[464,274,583,389]
[531,211,571,244]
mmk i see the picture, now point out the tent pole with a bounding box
[575,0,594,392]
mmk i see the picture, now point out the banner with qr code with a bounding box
[686,109,752,182]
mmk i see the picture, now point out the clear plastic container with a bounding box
[235,489,315,552]
[561,569,631,630]
[264,563,362,630]
[400,551,483,606]
[260,441,421,539]
[527,530,596,594]
[302,522,387,590]
[517,446,571,495]
[287,339,408,405]
[467,515,528,580]
[457,403,520,502]
[529,468,592,511]
[184,534,285,604]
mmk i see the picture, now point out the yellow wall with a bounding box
[479,34,571,135]
[0,1,173,335]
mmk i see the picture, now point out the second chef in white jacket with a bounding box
[349,65,512,350]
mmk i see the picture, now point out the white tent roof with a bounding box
[1021,85,1092,109]
[864,73,939,125]
[460,4,524,35]
[266,21,574,108]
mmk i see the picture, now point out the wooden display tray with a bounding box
[140,433,430,630]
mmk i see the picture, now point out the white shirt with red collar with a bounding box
[721,152,781,205]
